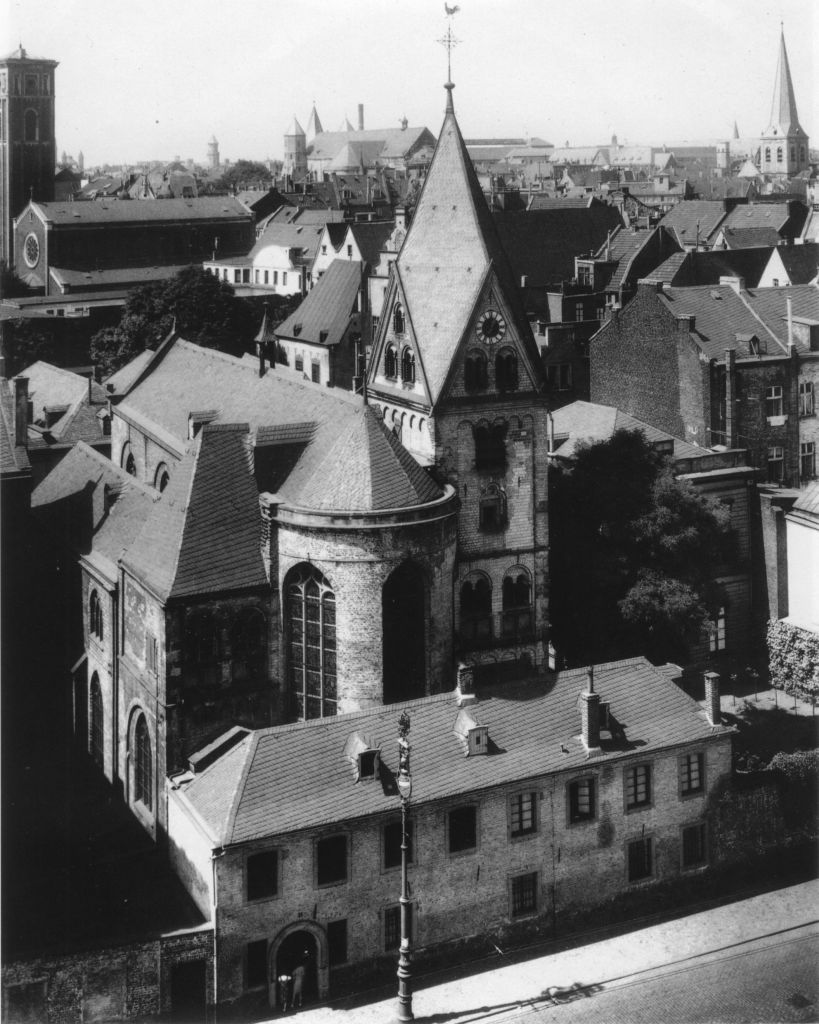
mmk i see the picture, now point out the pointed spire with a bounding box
[766,28,804,137]
[285,116,305,137]
[733,120,740,140]
[306,102,323,141]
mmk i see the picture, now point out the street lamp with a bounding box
[395,711,413,1022]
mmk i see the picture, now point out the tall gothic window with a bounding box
[134,713,152,810]
[90,673,104,768]
[287,565,337,720]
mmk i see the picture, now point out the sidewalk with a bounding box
[281,880,819,1023]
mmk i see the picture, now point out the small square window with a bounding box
[627,837,653,882]
[246,939,268,989]
[316,834,348,886]
[510,792,537,837]
[448,805,477,854]
[568,777,596,823]
[384,819,413,870]
[327,919,348,966]
[625,764,651,809]
[510,871,538,917]
[681,823,707,868]
[680,752,704,796]
[384,903,413,950]
[247,850,278,901]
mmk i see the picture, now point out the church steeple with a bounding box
[760,28,809,176]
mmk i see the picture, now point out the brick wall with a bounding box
[2,928,213,1023]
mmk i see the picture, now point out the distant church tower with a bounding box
[0,44,58,268]
[306,103,323,143]
[759,29,809,176]
[283,117,307,178]
[207,135,220,170]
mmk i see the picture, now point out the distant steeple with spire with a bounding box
[306,102,323,142]
[759,27,809,176]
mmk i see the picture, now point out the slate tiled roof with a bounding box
[22,362,110,450]
[122,424,267,601]
[394,93,541,405]
[657,283,819,359]
[116,339,445,516]
[276,260,361,346]
[647,247,774,288]
[104,350,154,395]
[348,221,394,266]
[550,400,705,459]
[720,227,783,249]
[30,197,251,226]
[772,243,819,284]
[598,227,669,292]
[660,201,728,245]
[308,127,434,164]
[791,481,819,517]
[32,441,157,580]
[176,656,727,846]
[493,207,625,287]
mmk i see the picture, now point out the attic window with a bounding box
[293,324,302,337]
[454,708,489,757]
[343,732,381,782]
[359,750,378,779]
[710,290,722,300]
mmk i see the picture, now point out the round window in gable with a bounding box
[24,232,40,268]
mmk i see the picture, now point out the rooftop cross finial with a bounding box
[438,5,460,111]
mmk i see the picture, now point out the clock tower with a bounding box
[366,75,550,679]
[0,45,58,268]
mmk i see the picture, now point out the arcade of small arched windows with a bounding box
[460,573,493,646]
[382,406,427,449]
[285,564,337,721]
[183,605,268,689]
[501,566,533,641]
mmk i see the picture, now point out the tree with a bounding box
[549,429,731,667]
[216,160,272,193]
[90,266,257,378]
[1,319,59,376]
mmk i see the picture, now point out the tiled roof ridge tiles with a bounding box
[224,732,259,845]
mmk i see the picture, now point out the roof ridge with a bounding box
[225,733,258,845]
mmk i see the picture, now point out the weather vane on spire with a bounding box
[439,4,461,86]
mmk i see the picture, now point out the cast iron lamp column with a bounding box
[395,711,413,1022]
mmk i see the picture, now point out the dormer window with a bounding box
[453,708,489,757]
[343,732,381,782]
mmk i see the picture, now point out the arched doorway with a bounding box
[268,927,322,1012]
[383,561,426,704]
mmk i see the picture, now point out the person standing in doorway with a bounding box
[291,952,308,1009]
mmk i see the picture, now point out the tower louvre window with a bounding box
[401,347,415,384]
[464,349,488,391]
[495,348,518,391]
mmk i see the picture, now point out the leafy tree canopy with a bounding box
[1,318,59,376]
[216,160,273,192]
[549,429,731,667]
[90,266,257,378]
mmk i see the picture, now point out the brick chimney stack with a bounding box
[704,670,721,726]
[14,377,29,448]
[581,666,601,752]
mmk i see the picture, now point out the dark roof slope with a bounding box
[31,197,251,226]
[348,221,394,265]
[647,247,774,287]
[276,260,361,346]
[774,242,819,283]
[660,201,728,245]
[122,424,267,601]
[493,207,624,287]
[175,656,728,846]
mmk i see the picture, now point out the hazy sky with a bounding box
[5,0,816,168]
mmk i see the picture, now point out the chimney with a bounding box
[677,314,695,333]
[719,275,744,294]
[14,377,28,448]
[704,670,721,726]
[456,662,476,706]
[357,104,364,131]
[724,348,737,448]
[581,666,601,753]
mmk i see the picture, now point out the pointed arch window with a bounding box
[790,146,796,162]
[385,344,398,379]
[502,567,533,639]
[460,575,492,646]
[474,421,507,471]
[121,443,136,477]
[495,348,519,391]
[464,349,488,391]
[89,589,104,642]
[776,146,783,164]
[393,304,405,335]
[90,673,104,768]
[286,565,337,720]
[134,713,152,811]
[764,147,771,164]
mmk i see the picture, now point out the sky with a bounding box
[5,0,817,168]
